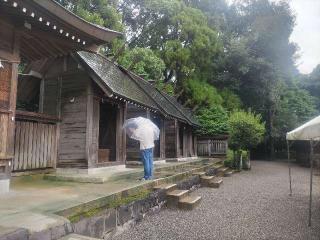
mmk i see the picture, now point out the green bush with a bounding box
[228,110,265,169]
[224,149,249,169]
[228,110,265,151]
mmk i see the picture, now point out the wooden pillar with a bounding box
[116,103,126,162]
[194,135,198,157]
[86,81,99,168]
[175,120,180,158]
[160,118,166,159]
[0,29,20,192]
[183,126,188,157]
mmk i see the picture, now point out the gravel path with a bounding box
[113,161,320,240]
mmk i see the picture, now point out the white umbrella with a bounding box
[123,117,160,141]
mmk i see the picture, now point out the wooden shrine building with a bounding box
[0,0,199,190]
[0,0,120,192]
[17,51,199,170]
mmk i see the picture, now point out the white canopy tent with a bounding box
[287,115,320,141]
[286,115,320,227]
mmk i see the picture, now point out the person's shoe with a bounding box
[139,177,146,181]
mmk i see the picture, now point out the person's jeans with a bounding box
[140,148,153,180]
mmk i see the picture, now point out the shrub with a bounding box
[228,110,265,151]
[228,110,265,169]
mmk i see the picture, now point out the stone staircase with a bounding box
[154,183,202,210]
[154,166,234,211]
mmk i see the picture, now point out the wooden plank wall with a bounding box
[12,121,57,171]
[0,114,9,158]
[165,119,177,158]
[58,73,89,168]
[0,62,11,109]
[42,76,59,116]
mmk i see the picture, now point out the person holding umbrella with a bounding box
[124,117,160,180]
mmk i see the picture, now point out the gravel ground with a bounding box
[113,161,320,240]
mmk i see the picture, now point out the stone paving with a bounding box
[0,158,219,238]
[113,161,320,240]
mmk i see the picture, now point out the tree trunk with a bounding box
[267,107,275,160]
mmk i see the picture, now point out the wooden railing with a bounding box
[197,139,228,157]
[12,111,59,172]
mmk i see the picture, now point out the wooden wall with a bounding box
[165,119,178,158]
[42,76,60,116]
[58,70,89,168]
[13,121,57,171]
[0,19,19,178]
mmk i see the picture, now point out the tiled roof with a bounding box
[76,51,199,126]
[126,72,189,123]
[76,51,160,111]
[158,91,200,126]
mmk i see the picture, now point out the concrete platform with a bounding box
[0,158,223,239]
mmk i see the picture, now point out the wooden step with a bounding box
[208,177,223,188]
[153,183,177,192]
[200,175,215,186]
[192,171,206,177]
[224,170,233,177]
[167,189,189,207]
[58,234,101,240]
[178,195,202,210]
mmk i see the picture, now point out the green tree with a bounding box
[274,84,318,139]
[120,0,222,87]
[118,47,165,82]
[181,78,223,110]
[228,110,265,168]
[300,65,320,111]
[196,106,229,136]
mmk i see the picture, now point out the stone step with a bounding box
[217,167,228,172]
[58,233,102,240]
[200,175,215,186]
[224,170,233,177]
[216,167,229,176]
[166,189,189,207]
[178,195,202,210]
[153,183,177,192]
[192,171,206,177]
[208,177,223,188]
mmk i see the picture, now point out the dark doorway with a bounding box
[99,101,117,162]
[16,74,41,112]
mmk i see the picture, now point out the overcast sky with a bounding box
[227,0,320,74]
[289,0,320,74]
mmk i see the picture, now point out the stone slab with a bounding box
[0,179,9,194]
[58,234,101,240]
[178,196,202,210]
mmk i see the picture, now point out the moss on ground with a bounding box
[68,188,152,223]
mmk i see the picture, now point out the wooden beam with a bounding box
[0,49,20,62]
[20,37,44,60]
